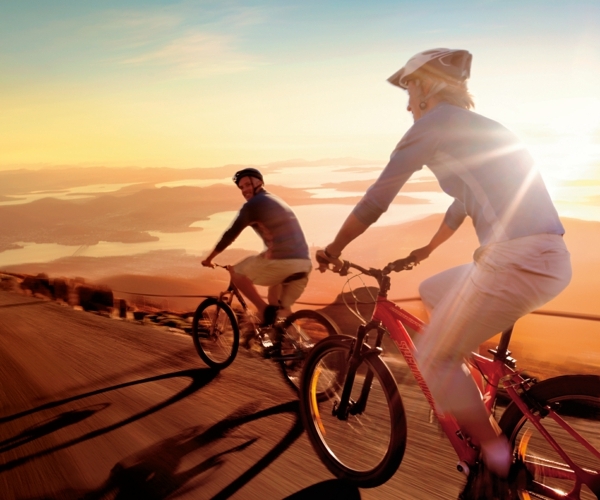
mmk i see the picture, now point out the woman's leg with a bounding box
[416,237,571,475]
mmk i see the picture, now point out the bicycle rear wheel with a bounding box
[277,309,339,392]
[192,298,239,369]
[499,375,600,499]
[299,335,407,488]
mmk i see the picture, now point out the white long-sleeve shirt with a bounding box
[352,103,564,246]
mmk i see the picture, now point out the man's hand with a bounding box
[315,248,343,273]
[409,245,432,264]
[201,259,214,268]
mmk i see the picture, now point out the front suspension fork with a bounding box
[334,322,385,419]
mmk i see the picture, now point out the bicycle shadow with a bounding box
[0,403,110,454]
[0,368,218,473]
[5,343,199,417]
[17,400,300,500]
[18,400,360,500]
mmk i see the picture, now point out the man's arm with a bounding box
[202,205,250,267]
[201,248,222,268]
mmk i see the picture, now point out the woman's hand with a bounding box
[409,245,432,264]
[316,247,343,273]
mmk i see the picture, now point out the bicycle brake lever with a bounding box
[339,261,351,276]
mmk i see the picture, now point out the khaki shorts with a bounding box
[233,254,312,308]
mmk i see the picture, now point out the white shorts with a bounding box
[233,254,312,308]
[416,233,571,413]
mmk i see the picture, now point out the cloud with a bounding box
[121,31,261,77]
[82,3,270,78]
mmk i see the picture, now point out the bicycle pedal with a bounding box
[262,342,281,358]
[260,337,274,349]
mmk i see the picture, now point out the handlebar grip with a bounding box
[315,253,351,276]
[315,253,330,265]
[385,256,417,273]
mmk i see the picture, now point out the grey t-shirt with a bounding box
[352,103,564,246]
[215,190,310,260]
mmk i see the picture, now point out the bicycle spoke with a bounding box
[303,339,405,485]
[278,310,338,392]
[192,298,239,369]
[501,377,600,500]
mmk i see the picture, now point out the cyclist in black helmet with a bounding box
[202,168,312,326]
[317,48,571,498]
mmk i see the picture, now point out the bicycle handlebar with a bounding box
[316,253,416,278]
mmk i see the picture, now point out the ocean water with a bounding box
[1,159,599,267]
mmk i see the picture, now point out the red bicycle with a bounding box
[299,256,600,498]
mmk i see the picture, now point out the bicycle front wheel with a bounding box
[192,298,239,369]
[277,309,339,392]
[499,375,600,500]
[299,335,407,488]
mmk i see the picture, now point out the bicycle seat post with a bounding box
[492,325,514,362]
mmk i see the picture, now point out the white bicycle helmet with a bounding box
[387,48,472,89]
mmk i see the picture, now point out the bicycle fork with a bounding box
[333,322,385,420]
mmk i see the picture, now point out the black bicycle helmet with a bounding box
[387,48,472,89]
[232,167,264,186]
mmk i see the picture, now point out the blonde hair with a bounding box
[414,68,475,110]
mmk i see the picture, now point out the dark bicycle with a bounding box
[192,264,340,392]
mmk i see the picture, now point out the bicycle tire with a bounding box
[499,374,600,499]
[299,335,407,488]
[277,309,340,393]
[192,297,239,369]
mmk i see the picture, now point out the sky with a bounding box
[1,0,600,178]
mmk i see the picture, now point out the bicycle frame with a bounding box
[218,281,247,313]
[212,265,248,316]
[348,280,600,487]
[364,295,511,471]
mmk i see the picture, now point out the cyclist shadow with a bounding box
[14,399,361,500]
[45,400,304,500]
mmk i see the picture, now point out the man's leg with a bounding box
[229,268,267,319]
[267,284,282,306]
[278,273,309,318]
[267,284,294,321]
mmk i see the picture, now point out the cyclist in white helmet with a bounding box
[317,48,571,498]
[202,168,313,326]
